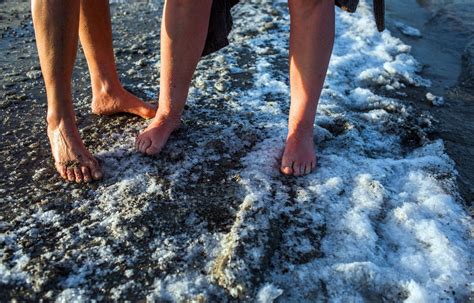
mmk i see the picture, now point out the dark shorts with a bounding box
[202,0,360,57]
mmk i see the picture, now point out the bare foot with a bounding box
[91,87,156,119]
[135,113,181,156]
[280,128,317,177]
[47,118,103,183]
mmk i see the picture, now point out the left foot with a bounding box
[135,113,181,156]
[280,128,317,176]
[91,87,156,119]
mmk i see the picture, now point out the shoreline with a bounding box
[385,0,474,208]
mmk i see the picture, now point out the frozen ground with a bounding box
[0,0,472,301]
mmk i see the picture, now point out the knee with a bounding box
[288,0,333,18]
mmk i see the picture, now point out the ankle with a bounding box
[287,123,314,138]
[92,81,122,99]
[46,111,76,129]
[155,110,182,123]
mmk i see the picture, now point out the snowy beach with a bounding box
[0,0,472,301]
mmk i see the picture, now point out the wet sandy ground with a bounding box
[0,2,250,300]
[0,1,472,301]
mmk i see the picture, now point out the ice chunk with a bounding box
[395,22,423,38]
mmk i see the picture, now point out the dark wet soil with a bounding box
[0,2,266,300]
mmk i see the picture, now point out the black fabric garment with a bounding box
[202,0,383,57]
[202,0,239,56]
[336,0,385,32]
[335,0,359,12]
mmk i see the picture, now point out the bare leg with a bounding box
[79,0,156,119]
[280,0,335,176]
[136,0,213,155]
[32,0,102,183]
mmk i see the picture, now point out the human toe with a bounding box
[281,166,293,175]
[138,136,152,153]
[86,159,102,180]
[303,163,312,175]
[56,163,67,179]
[73,167,83,183]
[135,137,142,150]
[280,153,294,175]
[145,144,161,156]
[293,163,304,177]
[66,168,75,182]
[91,168,103,180]
[280,159,294,175]
[81,166,92,183]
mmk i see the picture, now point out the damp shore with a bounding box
[0,1,472,301]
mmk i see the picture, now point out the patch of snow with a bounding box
[426,92,445,106]
[257,283,284,303]
[395,21,423,38]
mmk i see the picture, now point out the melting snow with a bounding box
[395,21,423,38]
[1,0,472,301]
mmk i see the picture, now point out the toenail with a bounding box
[93,171,103,180]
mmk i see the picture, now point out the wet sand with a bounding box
[0,1,472,301]
[1,3,246,300]
[386,0,474,207]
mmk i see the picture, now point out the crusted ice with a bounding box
[395,21,423,38]
[1,0,471,301]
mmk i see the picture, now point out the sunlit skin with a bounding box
[137,0,335,177]
[282,0,335,176]
[136,0,212,155]
[32,0,156,183]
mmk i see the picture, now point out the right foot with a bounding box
[91,86,156,119]
[47,119,102,183]
[135,114,181,156]
[280,127,317,177]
